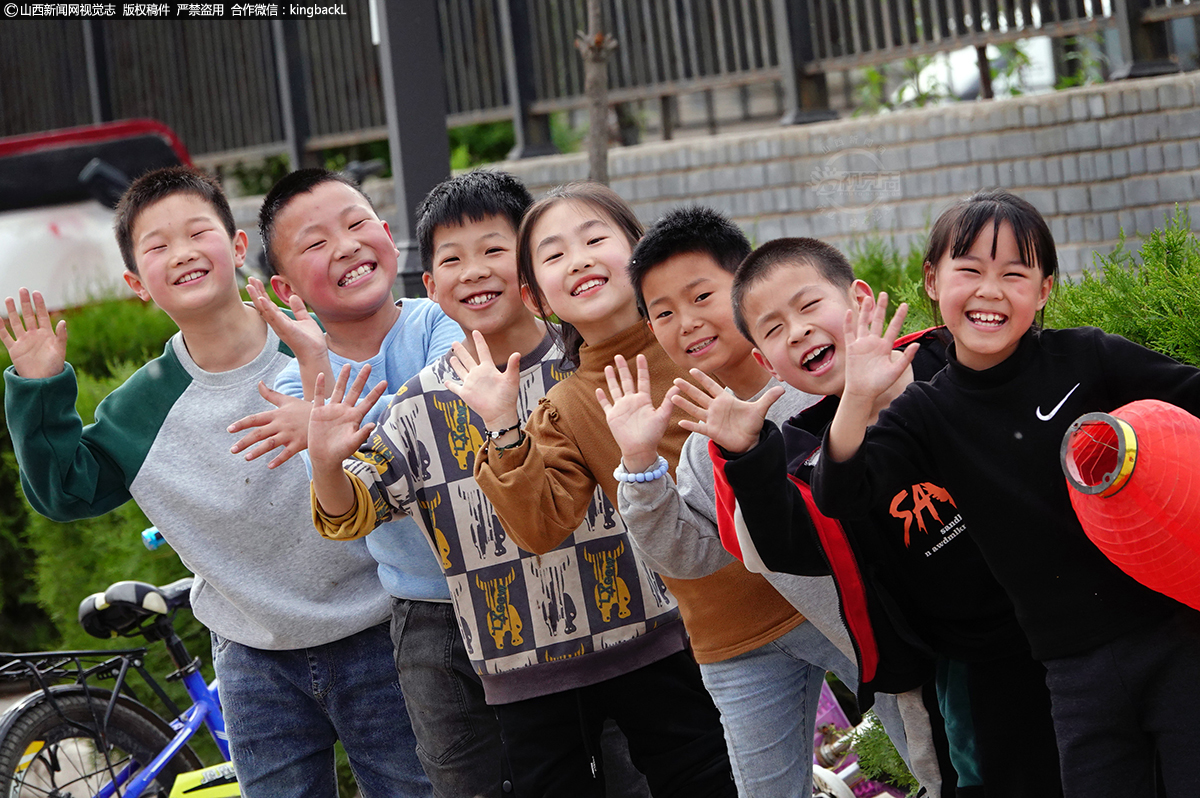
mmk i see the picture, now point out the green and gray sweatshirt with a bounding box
[5,327,390,650]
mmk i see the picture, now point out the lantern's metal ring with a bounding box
[1061,412,1138,497]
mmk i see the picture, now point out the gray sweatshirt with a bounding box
[5,327,390,650]
[617,380,853,658]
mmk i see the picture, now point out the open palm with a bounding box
[671,369,783,454]
[0,289,68,380]
[444,330,521,430]
[596,354,676,473]
[308,364,387,470]
[842,291,915,402]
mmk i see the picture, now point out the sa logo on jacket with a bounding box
[889,482,957,547]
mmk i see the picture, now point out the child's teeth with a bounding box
[176,271,204,284]
[466,293,498,306]
[339,265,373,286]
[572,279,604,296]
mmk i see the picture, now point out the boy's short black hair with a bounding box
[114,166,235,274]
[258,168,373,277]
[415,170,533,273]
[731,237,855,342]
[628,206,751,316]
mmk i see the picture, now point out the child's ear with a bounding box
[123,270,151,303]
[232,230,249,268]
[922,262,939,301]
[851,279,873,307]
[751,348,781,381]
[381,220,398,252]
[379,218,398,246]
[422,271,438,302]
[1037,275,1054,310]
[520,284,543,317]
[269,274,298,305]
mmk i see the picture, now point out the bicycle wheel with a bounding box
[0,691,204,798]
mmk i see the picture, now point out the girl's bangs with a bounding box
[949,203,1041,276]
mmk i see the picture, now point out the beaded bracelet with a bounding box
[613,455,669,484]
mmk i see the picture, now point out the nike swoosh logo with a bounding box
[1036,383,1080,421]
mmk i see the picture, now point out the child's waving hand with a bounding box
[671,369,783,455]
[596,354,678,473]
[228,381,313,469]
[308,363,387,517]
[841,291,916,403]
[247,277,332,399]
[308,364,387,470]
[445,330,522,433]
[828,291,917,463]
[1,289,68,379]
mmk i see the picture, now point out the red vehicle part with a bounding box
[0,119,190,212]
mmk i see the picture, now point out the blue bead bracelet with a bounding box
[614,455,670,484]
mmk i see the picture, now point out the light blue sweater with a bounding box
[276,297,461,601]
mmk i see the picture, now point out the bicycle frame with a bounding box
[116,667,228,798]
[2,630,231,798]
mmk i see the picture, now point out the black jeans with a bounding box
[966,652,1062,797]
[1043,609,1200,798]
[493,651,736,798]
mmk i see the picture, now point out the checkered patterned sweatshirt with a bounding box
[474,321,804,665]
[313,334,686,704]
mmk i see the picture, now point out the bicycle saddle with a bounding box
[78,577,194,639]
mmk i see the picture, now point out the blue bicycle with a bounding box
[0,574,234,797]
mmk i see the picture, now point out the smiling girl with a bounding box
[446,182,815,798]
[813,189,1200,797]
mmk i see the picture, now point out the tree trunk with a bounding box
[576,0,616,185]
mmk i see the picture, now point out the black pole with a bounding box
[376,0,452,296]
[1110,0,1179,79]
[271,20,318,171]
[773,0,838,125]
[500,0,558,159]
[82,20,113,123]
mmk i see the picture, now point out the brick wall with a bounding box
[497,71,1200,277]
[231,71,1199,281]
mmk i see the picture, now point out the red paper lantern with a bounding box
[1061,399,1200,611]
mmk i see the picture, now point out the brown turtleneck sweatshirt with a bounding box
[476,321,803,664]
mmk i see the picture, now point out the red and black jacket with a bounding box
[711,328,1027,706]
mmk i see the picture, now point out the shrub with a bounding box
[1046,208,1200,366]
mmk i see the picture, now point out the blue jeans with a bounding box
[212,622,431,798]
[699,620,914,798]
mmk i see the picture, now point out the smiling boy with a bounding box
[597,207,943,796]
[703,236,1062,796]
[304,171,736,798]
[1,166,431,797]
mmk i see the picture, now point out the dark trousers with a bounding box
[493,650,736,798]
[1043,608,1200,798]
[967,652,1062,797]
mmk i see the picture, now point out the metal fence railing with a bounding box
[800,0,1114,73]
[525,0,782,112]
[1,0,1197,165]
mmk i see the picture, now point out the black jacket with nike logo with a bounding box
[812,326,1197,660]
